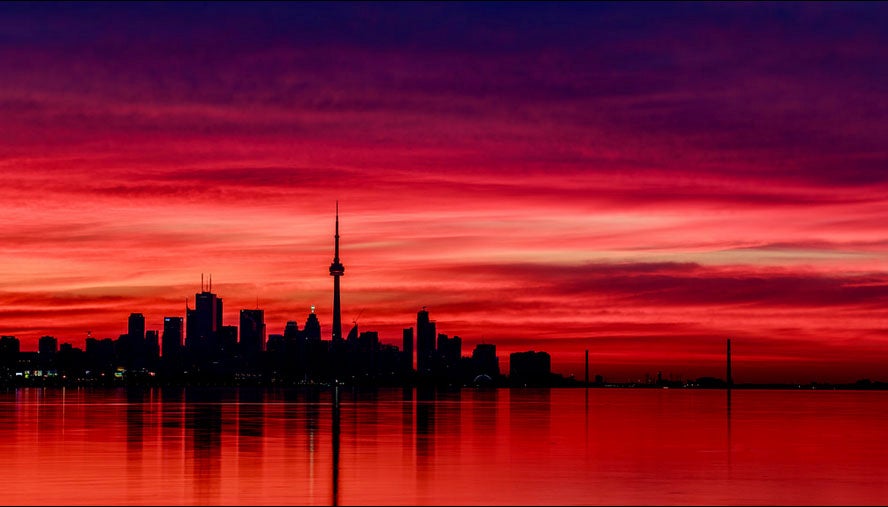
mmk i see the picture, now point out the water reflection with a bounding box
[237,388,265,453]
[125,388,144,453]
[726,388,732,471]
[4,387,886,505]
[415,385,436,467]
[185,388,223,503]
[401,386,414,465]
[332,386,340,507]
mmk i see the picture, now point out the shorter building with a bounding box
[471,343,499,380]
[509,350,551,386]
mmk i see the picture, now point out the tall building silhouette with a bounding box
[416,307,436,375]
[437,333,461,368]
[38,335,58,356]
[284,320,300,341]
[162,316,183,359]
[304,305,321,342]
[127,313,145,343]
[472,343,499,378]
[329,202,345,343]
[186,276,222,354]
[240,309,266,356]
[121,312,146,369]
[38,335,57,370]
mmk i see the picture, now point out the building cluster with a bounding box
[0,206,562,387]
[0,301,559,387]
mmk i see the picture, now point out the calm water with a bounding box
[1,387,887,505]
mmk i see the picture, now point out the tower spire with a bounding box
[329,201,345,342]
[334,200,340,262]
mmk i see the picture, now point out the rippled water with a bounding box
[1,387,887,505]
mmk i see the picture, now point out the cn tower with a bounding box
[329,201,345,342]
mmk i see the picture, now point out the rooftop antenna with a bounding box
[256,296,260,309]
[311,304,316,314]
[209,273,212,292]
[201,273,204,292]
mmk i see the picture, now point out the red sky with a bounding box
[1,3,886,383]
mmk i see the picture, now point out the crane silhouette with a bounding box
[351,308,364,326]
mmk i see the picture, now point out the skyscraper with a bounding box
[38,335,57,370]
[186,276,222,353]
[437,333,461,369]
[127,313,145,343]
[329,202,345,343]
[123,312,146,369]
[162,316,183,359]
[416,307,437,375]
[304,305,321,342]
[240,308,266,356]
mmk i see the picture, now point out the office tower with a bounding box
[120,312,146,368]
[284,321,300,341]
[162,316,184,359]
[186,276,223,352]
[472,343,499,378]
[416,307,436,375]
[127,313,145,343]
[304,306,321,342]
[38,335,58,356]
[240,309,267,355]
[402,327,414,373]
[437,333,461,367]
[145,330,160,366]
[329,202,345,343]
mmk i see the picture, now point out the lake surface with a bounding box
[1,387,887,505]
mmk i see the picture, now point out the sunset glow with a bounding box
[1,2,886,383]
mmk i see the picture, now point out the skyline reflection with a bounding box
[0,387,885,504]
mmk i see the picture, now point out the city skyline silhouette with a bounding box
[0,204,884,389]
[1,3,886,385]
[0,206,586,388]
[1,3,887,506]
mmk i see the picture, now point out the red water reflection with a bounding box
[1,387,887,505]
